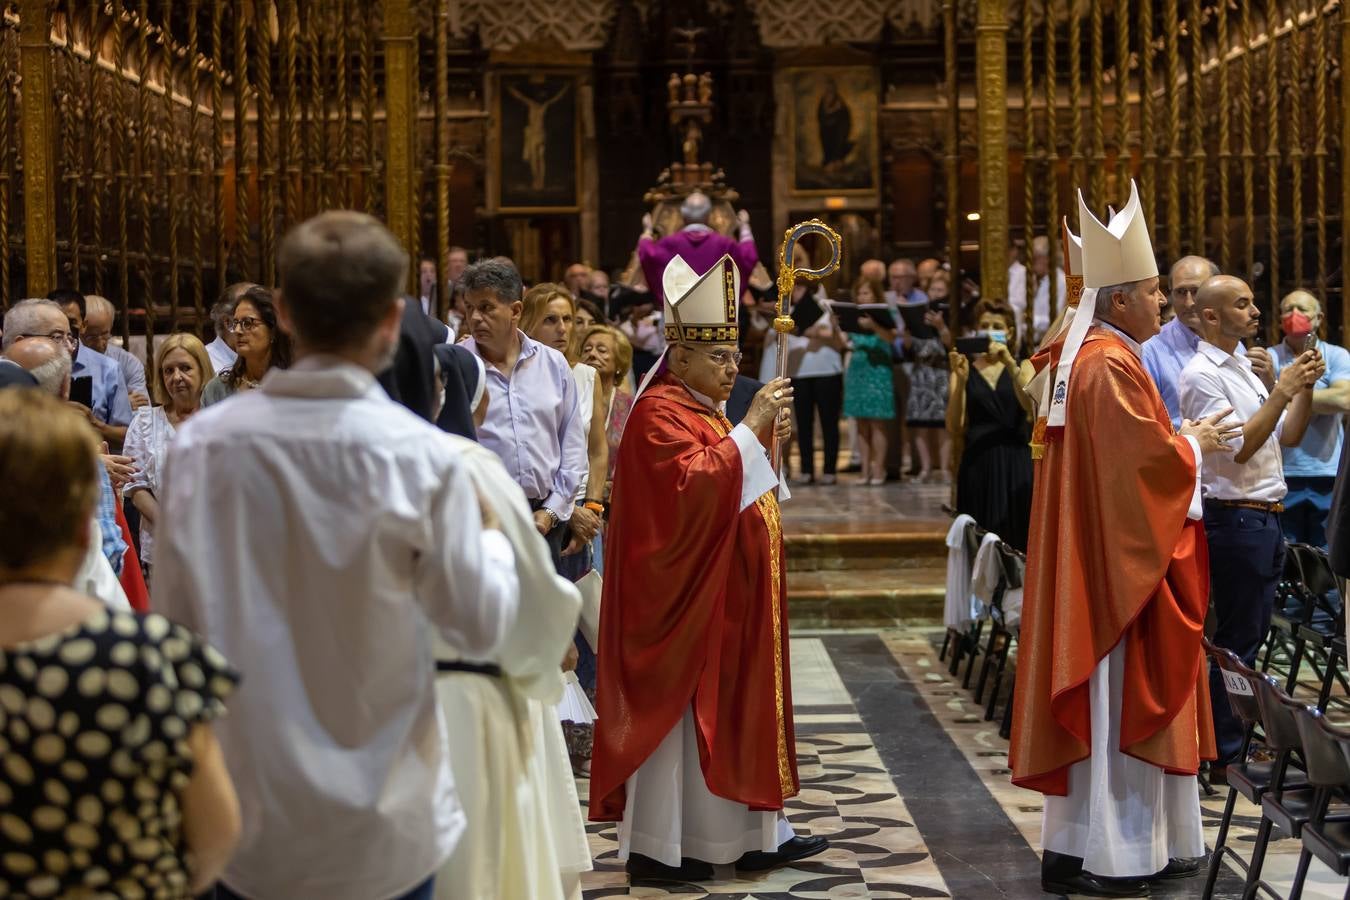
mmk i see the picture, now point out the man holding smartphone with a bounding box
[1269,289,1350,547]
[1179,275,1324,781]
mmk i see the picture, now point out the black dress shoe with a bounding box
[735,834,829,871]
[624,853,714,884]
[1040,872,1150,897]
[1148,857,1203,880]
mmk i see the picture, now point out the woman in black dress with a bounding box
[946,300,1035,551]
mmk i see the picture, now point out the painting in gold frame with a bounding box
[786,66,879,197]
[491,72,582,213]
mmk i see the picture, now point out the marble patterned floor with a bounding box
[579,629,1350,899]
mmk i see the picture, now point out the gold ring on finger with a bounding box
[773,390,783,400]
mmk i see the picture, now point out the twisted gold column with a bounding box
[384,0,417,265]
[19,0,56,295]
[976,0,1010,301]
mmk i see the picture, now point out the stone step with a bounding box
[787,564,946,628]
[784,527,948,573]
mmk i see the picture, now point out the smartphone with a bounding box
[69,375,93,409]
[1303,333,1318,353]
[955,336,991,357]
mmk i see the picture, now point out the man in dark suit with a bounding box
[727,374,762,427]
[377,297,482,440]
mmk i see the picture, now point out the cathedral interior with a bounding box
[2,0,1342,340]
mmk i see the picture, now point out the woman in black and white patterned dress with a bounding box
[0,388,241,898]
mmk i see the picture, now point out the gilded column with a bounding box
[976,0,1010,300]
[19,0,56,295]
[384,0,417,270]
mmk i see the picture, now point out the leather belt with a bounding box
[435,661,503,677]
[1206,498,1285,514]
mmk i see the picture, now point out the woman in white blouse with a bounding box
[123,333,213,581]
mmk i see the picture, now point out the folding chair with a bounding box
[1240,673,1316,899]
[1288,705,1350,900]
[1203,642,1302,899]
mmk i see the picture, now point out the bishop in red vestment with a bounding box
[1010,183,1235,897]
[589,253,827,885]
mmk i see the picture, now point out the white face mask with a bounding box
[982,329,1008,345]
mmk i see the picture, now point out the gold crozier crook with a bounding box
[772,220,843,472]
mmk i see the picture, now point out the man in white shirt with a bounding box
[155,211,522,900]
[1009,236,1065,349]
[83,294,149,409]
[1179,274,1322,777]
[206,286,244,374]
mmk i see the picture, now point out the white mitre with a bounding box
[661,252,741,346]
[1078,180,1158,289]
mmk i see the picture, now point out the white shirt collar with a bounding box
[260,355,379,400]
[1196,339,1251,371]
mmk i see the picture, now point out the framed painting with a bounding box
[786,67,879,197]
[491,72,581,213]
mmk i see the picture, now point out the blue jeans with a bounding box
[215,877,434,900]
[1204,503,1286,764]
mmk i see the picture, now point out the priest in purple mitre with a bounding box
[637,190,760,304]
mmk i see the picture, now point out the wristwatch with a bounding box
[542,508,560,530]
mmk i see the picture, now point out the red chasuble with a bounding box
[1009,327,1216,796]
[589,372,798,821]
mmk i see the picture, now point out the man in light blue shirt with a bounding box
[460,259,588,573]
[49,288,133,449]
[1270,289,1350,547]
[1143,256,1221,428]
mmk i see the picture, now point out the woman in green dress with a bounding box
[842,277,897,485]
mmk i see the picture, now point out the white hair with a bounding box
[1094,281,1138,319]
[29,351,71,397]
[679,191,712,224]
[85,294,116,320]
[2,299,64,350]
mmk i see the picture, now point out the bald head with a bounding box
[860,259,886,284]
[1195,275,1259,349]
[83,294,115,354]
[917,257,941,289]
[5,337,71,397]
[1168,256,1219,332]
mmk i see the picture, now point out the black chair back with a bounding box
[1288,543,1339,599]
[1207,640,1263,726]
[995,542,1025,591]
[1253,673,1303,753]
[1293,704,1350,789]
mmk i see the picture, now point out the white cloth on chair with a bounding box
[970,531,1003,609]
[944,514,979,629]
[1040,642,1204,878]
[618,707,795,867]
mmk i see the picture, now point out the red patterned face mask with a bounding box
[1282,310,1313,338]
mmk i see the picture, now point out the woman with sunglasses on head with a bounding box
[201,286,293,407]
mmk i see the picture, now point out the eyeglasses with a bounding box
[230,316,264,333]
[17,330,77,348]
[692,347,743,369]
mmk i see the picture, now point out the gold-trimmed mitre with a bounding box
[661,253,741,345]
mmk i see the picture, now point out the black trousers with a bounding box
[793,373,843,478]
[1204,503,1286,764]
